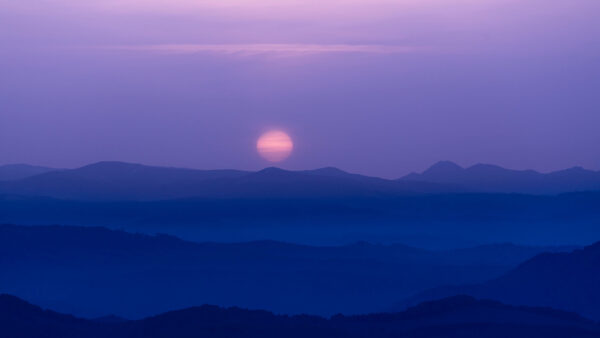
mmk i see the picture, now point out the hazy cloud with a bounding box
[101,44,432,56]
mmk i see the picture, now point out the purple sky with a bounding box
[1,0,599,178]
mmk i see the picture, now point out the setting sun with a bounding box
[256,130,293,162]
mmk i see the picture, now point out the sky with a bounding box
[1,0,599,178]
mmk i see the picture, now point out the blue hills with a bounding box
[0,160,599,201]
[398,240,600,320]
[400,160,600,194]
[0,224,576,318]
[2,293,599,338]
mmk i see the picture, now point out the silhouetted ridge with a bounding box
[0,293,38,312]
[0,224,577,319]
[423,161,463,174]
[400,240,600,320]
[2,294,600,338]
[0,164,57,181]
[0,161,462,200]
[304,167,352,177]
[1,161,599,199]
[91,315,127,323]
[400,161,600,194]
[78,161,145,171]
[362,295,595,329]
[406,295,482,313]
[253,167,294,176]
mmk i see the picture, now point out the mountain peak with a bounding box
[255,167,292,176]
[423,161,463,174]
[79,161,145,170]
[305,167,349,177]
[468,163,504,170]
[562,166,586,173]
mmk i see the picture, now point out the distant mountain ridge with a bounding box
[398,240,600,320]
[2,294,599,338]
[0,160,599,200]
[400,161,600,194]
[0,161,457,201]
[0,164,57,181]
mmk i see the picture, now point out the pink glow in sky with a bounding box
[257,131,294,162]
[1,0,599,177]
[104,44,431,56]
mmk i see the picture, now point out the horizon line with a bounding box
[0,160,597,180]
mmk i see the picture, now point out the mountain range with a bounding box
[2,161,600,248]
[2,190,599,248]
[0,224,576,318]
[400,161,600,194]
[0,161,456,201]
[2,294,600,338]
[398,240,600,320]
[2,161,598,336]
[0,164,57,181]
[1,161,599,201]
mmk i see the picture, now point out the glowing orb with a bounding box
[256,130,293,162]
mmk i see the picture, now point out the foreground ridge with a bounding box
[1,294,599,338]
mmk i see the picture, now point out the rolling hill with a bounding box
[1,294,599,338]
[0,161,455,201]
[0,224,575,318]
[400,161,600,194]
[1,191,599,248]
[399,240,600,320]
[0,164,57,181]
[2,161,599,201]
